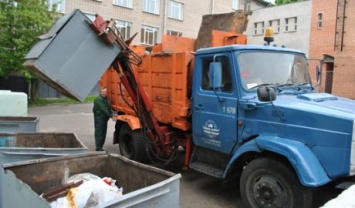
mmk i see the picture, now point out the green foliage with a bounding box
[0,0,57,79]
[275,0,305,5]
[29,95,97,106]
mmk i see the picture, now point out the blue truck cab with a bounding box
[190,44,355,207]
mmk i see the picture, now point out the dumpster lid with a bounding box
[25,9,89,60]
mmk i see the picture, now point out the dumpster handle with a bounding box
[0,123,20,127]
[1,151,66,157]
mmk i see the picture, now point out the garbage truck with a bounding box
[24,9,355,208]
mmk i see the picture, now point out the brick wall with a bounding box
[310,0,355,99]
[332,0,355,98]
[309,0,337,92]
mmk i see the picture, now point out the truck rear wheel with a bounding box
[118,124,147,163]
[240,157,312,208]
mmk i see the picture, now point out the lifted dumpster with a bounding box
[2,153,181,208]
[23,9,121,102]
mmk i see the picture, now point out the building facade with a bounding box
[310,0,355,98]
[48,0,268,46]
[245,1,312,57]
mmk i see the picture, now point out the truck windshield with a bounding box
[238,51,311,90]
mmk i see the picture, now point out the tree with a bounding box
[0,0,57,80]
[275,0,305,5]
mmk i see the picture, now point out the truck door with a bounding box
[192,54,238,154]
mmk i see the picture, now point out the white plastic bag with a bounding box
[48,173,123,208]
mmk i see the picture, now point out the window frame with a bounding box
[285,17,297,32]
[47,0,65,13]
[167,29,182,36]
[245,2,251,11]
[115,20,132,40]
[112,0,133,8]
[268,19,280,34]
[141,25,159,46]
[232,0,240,10]
[201,56,233,93]
[84,13,96,21]
[142,0,160,15]
[317,12,323,29]
[168,0,183,20]
[253,21,264,36]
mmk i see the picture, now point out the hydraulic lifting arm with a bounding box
[90,14,173,157]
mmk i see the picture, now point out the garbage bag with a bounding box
[48,173,123,208]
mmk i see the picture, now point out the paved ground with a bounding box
[28,103,339,208]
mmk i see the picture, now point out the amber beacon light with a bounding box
[264,27,274,46]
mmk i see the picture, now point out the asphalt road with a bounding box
[28,103,340,208]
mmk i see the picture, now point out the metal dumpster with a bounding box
[0,132,88,206]
[0,116,39,133]
[0,133,87,164]
[2,153,181,208]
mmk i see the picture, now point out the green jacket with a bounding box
[93,95,112,120]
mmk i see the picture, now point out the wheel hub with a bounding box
[253,176,288,208]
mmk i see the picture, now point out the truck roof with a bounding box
[195,44,304,55]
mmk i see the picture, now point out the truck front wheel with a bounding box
[118,124,147,163]
[240,157,312,208]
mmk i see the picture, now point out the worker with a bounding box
[93,87,112,151]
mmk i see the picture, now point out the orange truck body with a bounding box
[100,31,247,132]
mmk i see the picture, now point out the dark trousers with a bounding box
[94,117,108,151]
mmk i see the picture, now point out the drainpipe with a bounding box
[211,0,215,14]
[163,0,168,34]
[340,0,346,51]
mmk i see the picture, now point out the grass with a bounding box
[29,95,97,106]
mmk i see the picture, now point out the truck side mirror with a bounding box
[209,62,222,89]
[257,87,276,102]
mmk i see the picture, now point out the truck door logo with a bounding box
[203,120,220,139]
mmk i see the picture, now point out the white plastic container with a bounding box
[0,90,27,116]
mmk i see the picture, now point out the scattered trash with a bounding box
[43,173,123,208]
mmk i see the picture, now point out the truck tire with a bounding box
[240,157,312,208]
[118,124,147,163]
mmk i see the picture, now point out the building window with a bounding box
[254,21,264,35]
[141,25,159,45]
[232,0,239,10]
[317,13,323,29]
[167,30,182,36]
[168,1,183,20]
[47,0,65,13]
[142,0,160,14]
[116,20,132,40]
[113,0,133,8]
[285,17,297,32]
[85,13,96,21]
[244,2,251,11]
[269,19,280,33]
